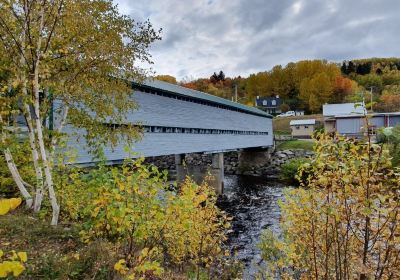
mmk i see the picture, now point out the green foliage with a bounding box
[59,159,230,278]
[276,140,314,151]
[0,140,34,198]
[280,158,310,183]
[356,74,383,91]
[260,134,400,279]
[377,126,400,166]
[0,0,161,224]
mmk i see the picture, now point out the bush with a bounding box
[0,141,35,198]
[376,125,400,166]
[61,159,230,279]
[260,134,400,279]
[280,158,310,183]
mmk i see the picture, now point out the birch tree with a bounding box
[0,0,160,225]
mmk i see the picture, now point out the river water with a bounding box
[218,175,286,279]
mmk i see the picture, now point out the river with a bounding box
[218,174,287,279]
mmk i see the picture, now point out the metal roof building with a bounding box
[323,102,366,117]
[289,119,316,126]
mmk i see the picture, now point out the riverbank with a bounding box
[144,149,314,178]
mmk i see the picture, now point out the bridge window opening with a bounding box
[139,125,269,136]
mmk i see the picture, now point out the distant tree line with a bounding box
[158,58,400,113]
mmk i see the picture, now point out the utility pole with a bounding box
[234,84,238,102]
[369,87,374,112]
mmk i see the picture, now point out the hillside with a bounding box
[175,58,400,114]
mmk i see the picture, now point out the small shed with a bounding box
[290,119,316,138]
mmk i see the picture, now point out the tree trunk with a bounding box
[3,149,34,208]
[0,113,33,208]
[33,75,60,225]
[23,104,45,212]
[31,4,60,226]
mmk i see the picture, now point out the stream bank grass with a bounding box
[0,210,117,279]
[276,139,315,151]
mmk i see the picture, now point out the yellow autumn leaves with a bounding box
[0,198,27,278]
[0,251,27,278]
[0,198,22,215]
[72,159,229,278]
[260,133,400,279]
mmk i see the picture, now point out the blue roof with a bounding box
[132,79,272,118]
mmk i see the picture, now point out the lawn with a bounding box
[273,114,323,135]
[276,139,315,151]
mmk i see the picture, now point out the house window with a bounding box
[304,125,309,128]
[296,126,300,130]
[271,100,276,106]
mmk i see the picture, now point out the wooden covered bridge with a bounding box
[62,79,274,192]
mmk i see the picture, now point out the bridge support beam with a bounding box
[175,153,224,195]
[209,152,224,194]
[238,147,274,174]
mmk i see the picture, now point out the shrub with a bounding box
[64,159,230,278]
[260,134,400,279]
[376,125,400,166]
[280,158,310,183]
[0,141,34,198]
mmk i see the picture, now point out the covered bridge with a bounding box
[62,79,274,165]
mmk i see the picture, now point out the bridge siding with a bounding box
[59,89,273,164]
[124,91,270,132]
[64,128,272,164]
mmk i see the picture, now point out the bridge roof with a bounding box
[132,79,272,118]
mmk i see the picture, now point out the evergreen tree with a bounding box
[210,72,219,83]
[217,70,225,81]
[347,61,356,73]
[341,62,348,75]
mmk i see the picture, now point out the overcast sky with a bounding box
[115,0,400,80]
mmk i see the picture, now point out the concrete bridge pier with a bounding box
[175,152,224,195]
[238,147,274,174]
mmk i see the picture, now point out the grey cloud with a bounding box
[115,0,400,79]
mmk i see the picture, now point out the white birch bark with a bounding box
[0,115,33,208]
[3,149,34,208]
[32,3,60,225]
[18,2,45,212]
[23,104,45,212]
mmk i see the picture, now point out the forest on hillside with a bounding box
[157,58,400,114]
